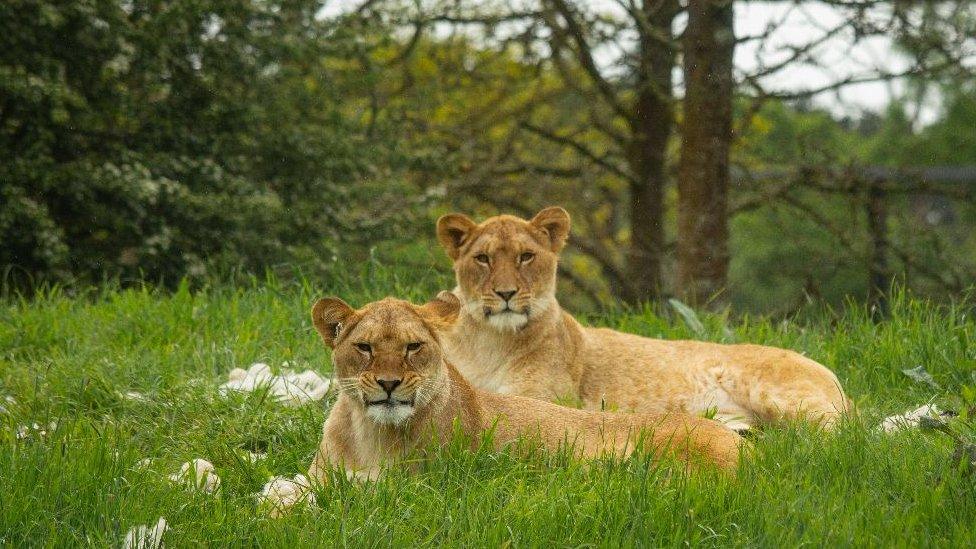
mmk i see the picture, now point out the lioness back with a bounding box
[577,329,847,420]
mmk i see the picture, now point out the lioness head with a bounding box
[436,206,570,331]
[310,292,460,426]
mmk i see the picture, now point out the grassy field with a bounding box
[2,273,976,546]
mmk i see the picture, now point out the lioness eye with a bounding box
[406,342,423,352]
[354,343,372,353]
[474,253,490,264]
[519,252,535,263]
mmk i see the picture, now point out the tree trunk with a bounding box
[677,0,735,307]
[625,0,678,304]
[866,179,890,319]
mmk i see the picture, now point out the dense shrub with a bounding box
[0,0,422,288]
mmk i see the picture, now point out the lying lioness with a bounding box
[305,293,744,484]
[436,207,851,430]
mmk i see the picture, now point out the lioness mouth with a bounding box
[484,305,530,318]
[366,398,414,407]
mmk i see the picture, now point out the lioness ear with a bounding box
[436,213,477,260]
[311,297,355,348]
[530,206,571,252]
[419,291,461,325]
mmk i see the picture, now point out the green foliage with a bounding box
[729,198,867,312]
[732,96,976,312]
[1,1,974,313]
[737,100,857,166]
[915,87,976,165]
[0,0,422,288]
[2,277,976,544]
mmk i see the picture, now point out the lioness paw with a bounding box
[257,474,317,517]
[345,468,381,483]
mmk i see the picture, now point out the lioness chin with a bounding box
[436,206,851,430]
[305,293,743,486]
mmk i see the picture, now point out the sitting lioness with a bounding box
[305,293,744,484]
[436,207,850,430]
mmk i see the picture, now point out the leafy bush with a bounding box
[0,0,423,289]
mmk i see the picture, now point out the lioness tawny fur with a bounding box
[306,294,744,484]
[436,207,851,430]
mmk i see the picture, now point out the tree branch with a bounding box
[519,121,635,184]
[542,0,631,121]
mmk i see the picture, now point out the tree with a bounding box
[623,0,680,303]
[0,0,420,288]
[384,0,681,303]
[676,0,735,306]
[400,0,976,307]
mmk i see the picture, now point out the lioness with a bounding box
[436,207,850,430]
[305,293,744,484]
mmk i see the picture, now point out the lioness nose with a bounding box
[494,290,516,301]
[376,378,402,395]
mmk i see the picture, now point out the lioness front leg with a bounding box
[307,447,334,486]
[262,431,342,517]
[308,431,382,487]
[345,467,382,483]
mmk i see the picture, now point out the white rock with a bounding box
[879,404,947,432]
[120,391,148,402]
[123,517,168,549]
[249,362,272,378]
[290,370,332,401]
[258,474,316,517]
[227,367,248,382]
[15,421,57,440]
[219,362,331,406]
[15,424,35,440]
[168,458,221,494]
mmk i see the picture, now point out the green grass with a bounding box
[2,274,976,547]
